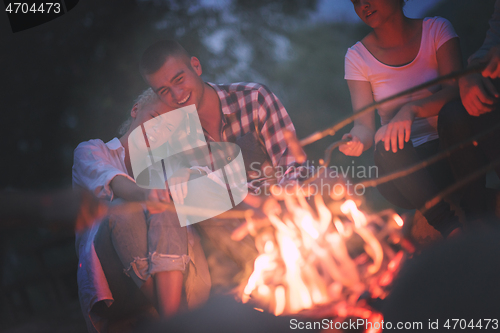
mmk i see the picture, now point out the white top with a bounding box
[344,17,458,147]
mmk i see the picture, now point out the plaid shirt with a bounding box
[163,82,308,192]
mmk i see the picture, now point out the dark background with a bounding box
[0,0,496,331]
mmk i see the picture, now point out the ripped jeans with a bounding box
[94,199,190,293]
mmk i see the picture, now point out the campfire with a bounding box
[232,64,493,324]
[237,182,413,327]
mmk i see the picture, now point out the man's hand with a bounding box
[339,134,364,157]
[459,73,498,116]
[381,104,415,153]
[482,45,500,79]
[168,168,193,205]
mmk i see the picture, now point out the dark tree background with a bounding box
[0,0,496,331]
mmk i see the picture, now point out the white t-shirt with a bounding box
[344,17,458,147]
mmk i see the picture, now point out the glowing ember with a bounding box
[240,185,411,323]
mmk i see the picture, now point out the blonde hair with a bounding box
[118,88,160,135]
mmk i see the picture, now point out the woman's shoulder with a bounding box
[75,139,106,151]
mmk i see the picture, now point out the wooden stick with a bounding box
[299,64,486,147]
[302,137,351,185]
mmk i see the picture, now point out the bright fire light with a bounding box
[240,188,410,324]
[393,214,404,227]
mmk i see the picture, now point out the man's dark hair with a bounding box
[139,39,190,76]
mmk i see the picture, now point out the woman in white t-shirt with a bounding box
[339,0,462,237]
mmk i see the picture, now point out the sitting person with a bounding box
[439,0,500,223]
[339,0,462,238]
[73,88,210,333]
[137,40,309,271]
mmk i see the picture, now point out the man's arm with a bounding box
[459,66,498,116]
[340,80,376,156]
[110,175,167,202]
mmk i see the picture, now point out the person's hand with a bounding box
[147,188,170,202]
[482,45,500,79]
[74,190,108,232]
[231,194,281,241]
[168,168,192,204]
[339,134,364,156]
[459,73,498,116]
[382,105,416,153]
